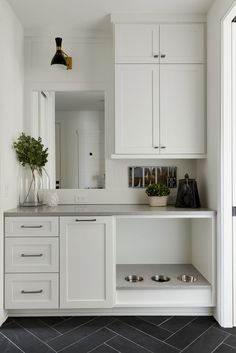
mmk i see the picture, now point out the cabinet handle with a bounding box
[21,253,43,257]
[161,54,166,58]
[154,146,159,149]
[21,225,43,229]
[153,54,159,58]
[75,219,97,222]
[160,146,166,149]
[21,289,43,294]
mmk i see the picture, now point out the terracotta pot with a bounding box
[148,196,168,207]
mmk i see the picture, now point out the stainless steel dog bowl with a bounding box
[151,275,170,282]
[125,275,144,283]
[177,275,196,283]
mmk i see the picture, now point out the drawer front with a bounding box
[5,273,59,309]
[5,238,59,273]
[5,217,59,237]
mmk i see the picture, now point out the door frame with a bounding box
[221,1,236,327]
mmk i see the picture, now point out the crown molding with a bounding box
[110,13,207,24]
[24,28,112,39]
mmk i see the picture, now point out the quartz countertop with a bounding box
[4,205,216,217]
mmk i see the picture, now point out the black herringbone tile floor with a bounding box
[0,316,235,353]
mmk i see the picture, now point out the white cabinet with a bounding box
[115,64,205,156]
[115,65,159,154]
[160,65,205,155]
[115,24,159,63]
[5,273,59,309]
[114,23,206,157]
[5,216,59,309]
[115,24,204,64]
[5,217,59,237]
[60,217,115,308]
[160,24,205,64]
[5,237,59,273]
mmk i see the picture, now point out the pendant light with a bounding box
[51,37,72,70]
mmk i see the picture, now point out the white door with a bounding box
[232,23,236,327]
[115,24,159,63]
[160,24,205,64]
[160,64,205,155]
[55,122,61,189]
[60,217,115,308]
[37,91,56,188]
[115,64,159,154]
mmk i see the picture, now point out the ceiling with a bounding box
[8,0,214,32]
[55,91,105,111]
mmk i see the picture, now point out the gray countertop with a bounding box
[4,204,216,217]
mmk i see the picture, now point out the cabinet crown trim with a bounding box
[110,14,207,24]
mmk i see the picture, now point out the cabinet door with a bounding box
[60,217,115,308]
[115,24,159,63]
[160,65,205,155]
[160,24,204,64]
[115,64,159,154]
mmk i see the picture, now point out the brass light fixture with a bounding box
[51,37,72,70]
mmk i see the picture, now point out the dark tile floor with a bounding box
[0,316,235,353]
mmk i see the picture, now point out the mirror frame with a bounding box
[29,83,109,192]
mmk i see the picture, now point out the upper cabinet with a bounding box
[115,64,159,154]
[160,24,204,64]
[115,24,159,63]
[115,24,205,64]
[113,22,206,158]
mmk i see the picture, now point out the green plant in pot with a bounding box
[13,133,48,207]
[145,183,170,207]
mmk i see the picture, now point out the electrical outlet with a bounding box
[74,195,88,204]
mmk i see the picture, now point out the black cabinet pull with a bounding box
[153,54,159,58]
[21,289,43,294]
[21,253,43,257]
[75,219,96,222]
[21,225,43,229]
[161,54,166,58]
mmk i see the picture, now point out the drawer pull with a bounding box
[21,225,43,229]
[21,253,43,257]
[21,289,43,294]
[75,219,96,222]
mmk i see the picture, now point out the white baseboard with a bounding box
[0,310,8,326]
[7,306,214,317]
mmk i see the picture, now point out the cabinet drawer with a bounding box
[5,217,59,237]
[5,238,59,273]
[5,273,59,309]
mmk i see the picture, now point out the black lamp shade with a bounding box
[51,37,67,68]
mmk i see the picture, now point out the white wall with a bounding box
[24,31,198,204]
[0,0,24,321]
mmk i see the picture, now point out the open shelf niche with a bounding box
[115,215,216,308]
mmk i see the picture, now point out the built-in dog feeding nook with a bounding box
[116,213,215,308]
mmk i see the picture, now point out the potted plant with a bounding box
[145,183,170,207]
[13,133,48,206]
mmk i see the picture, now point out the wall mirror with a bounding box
[33,90,105,190]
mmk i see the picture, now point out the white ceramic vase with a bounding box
[45,190,59,207]
[148,196,168,207]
